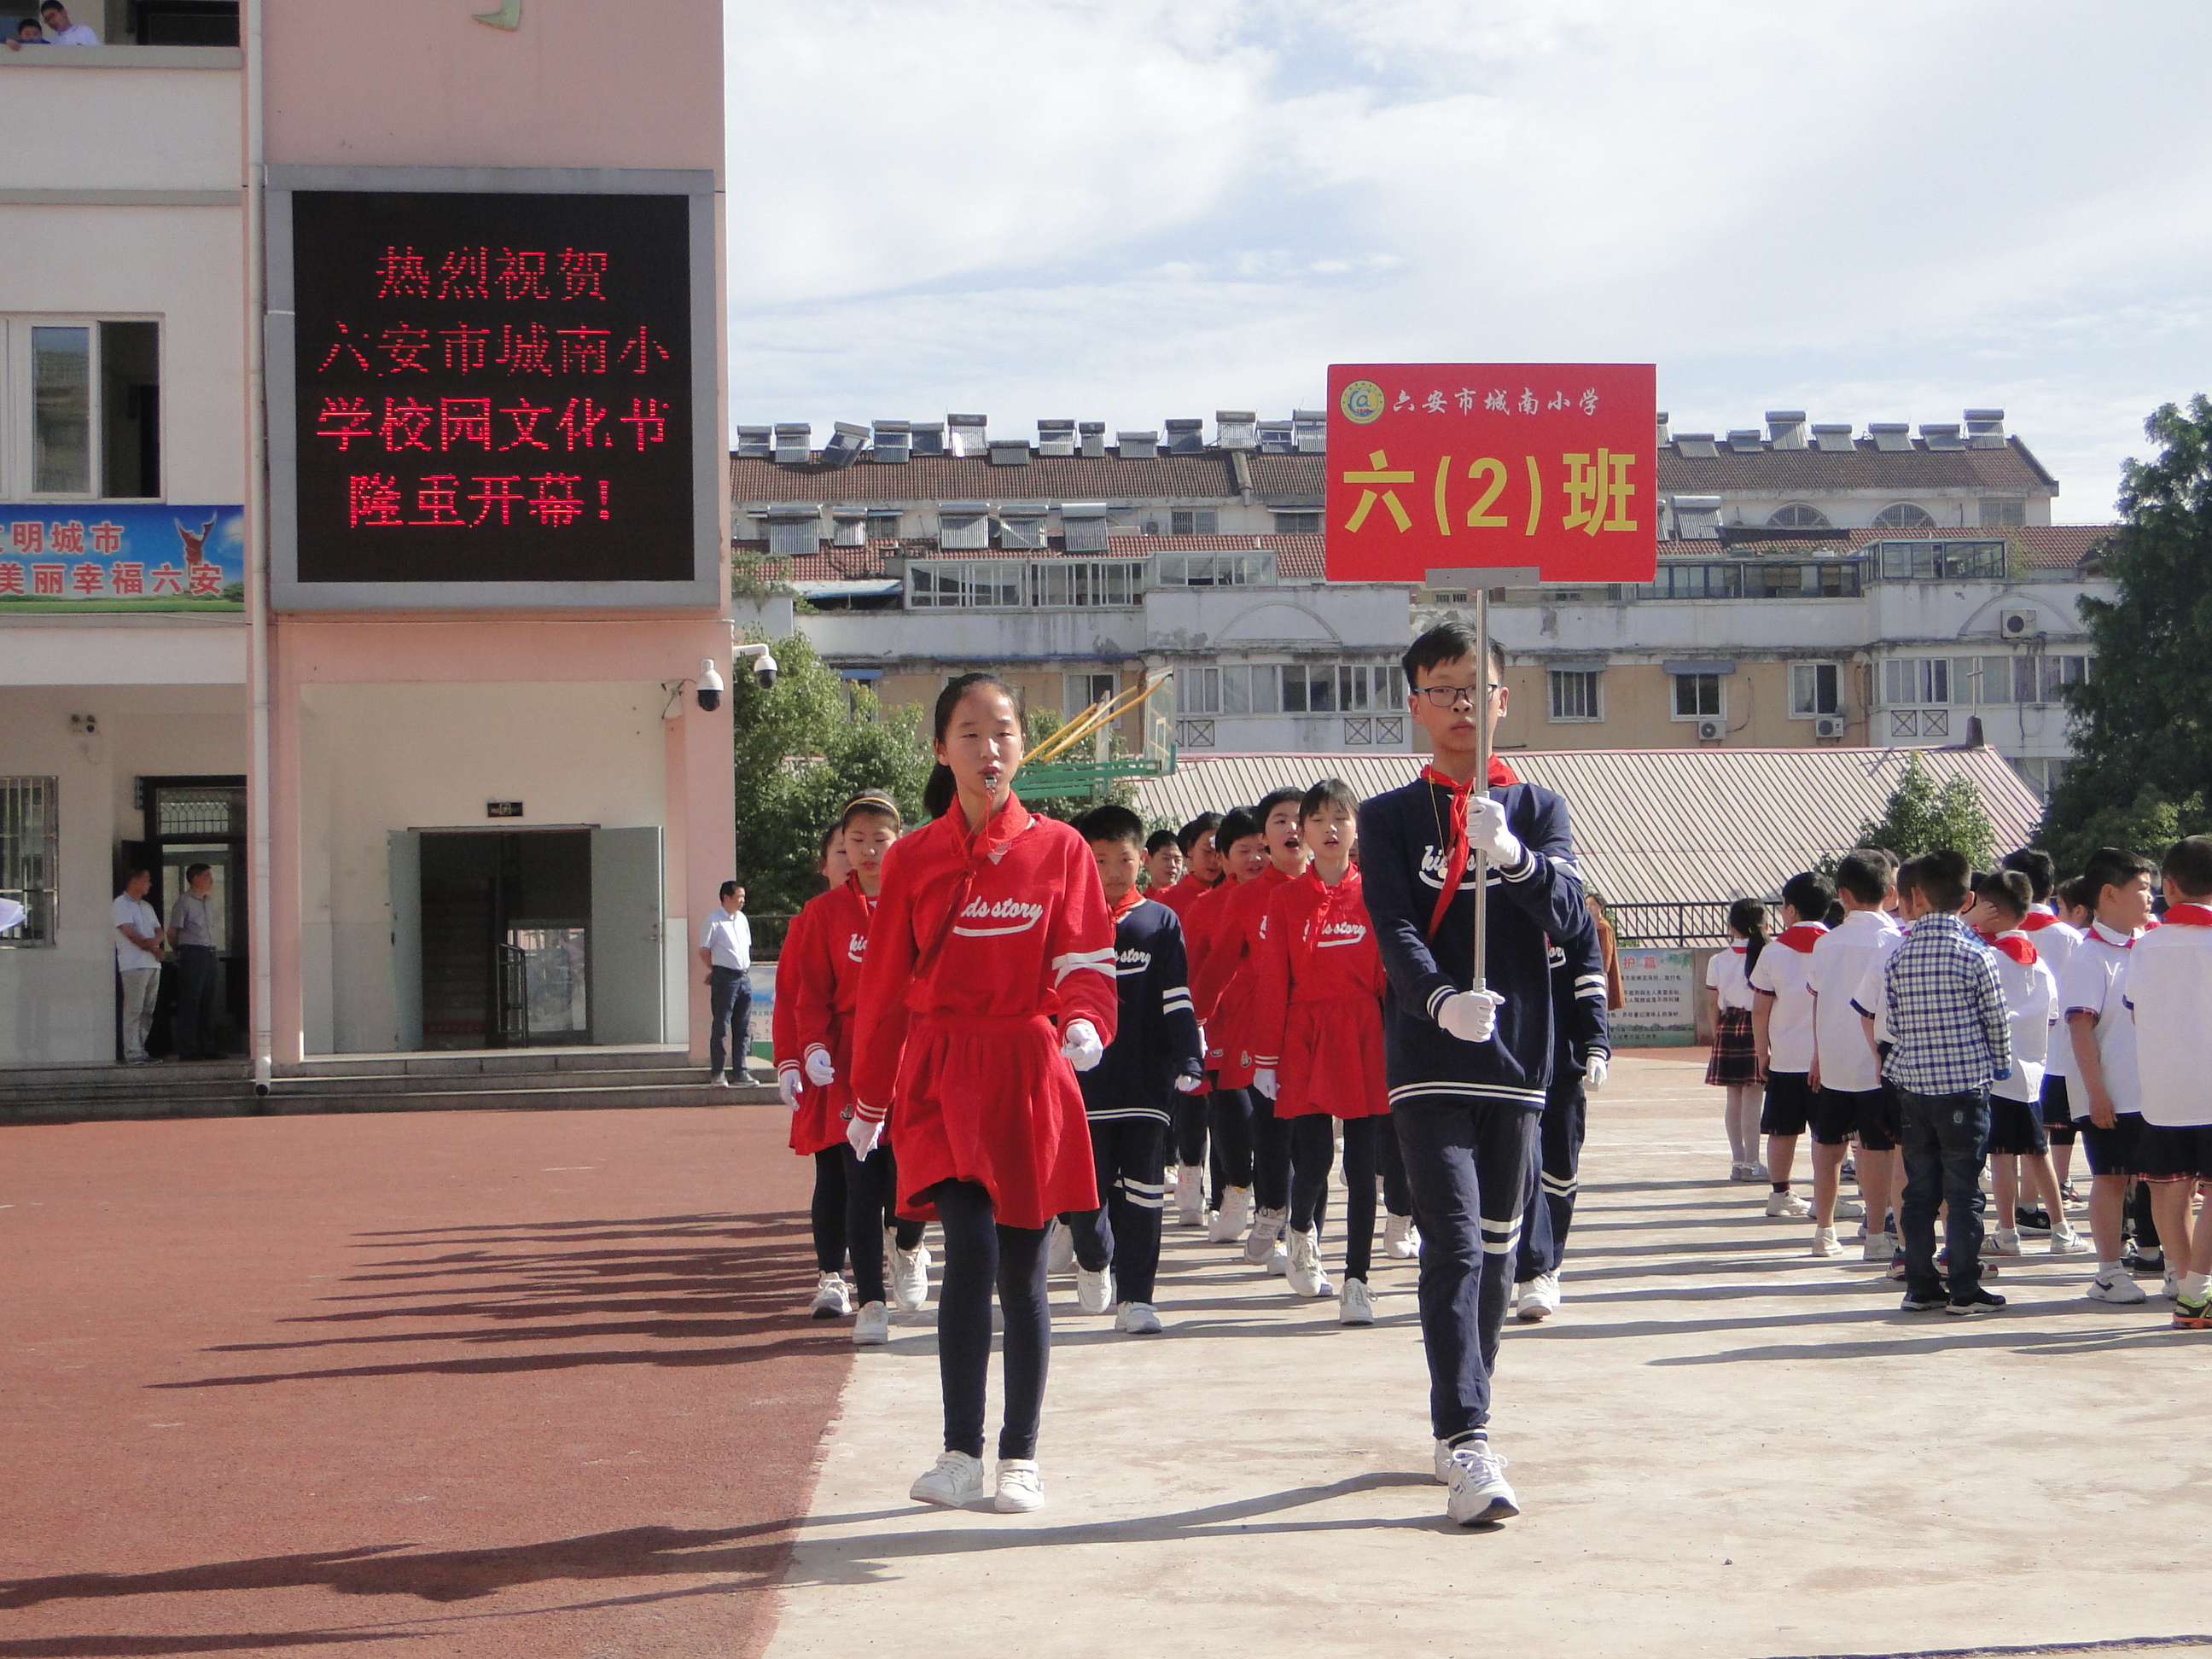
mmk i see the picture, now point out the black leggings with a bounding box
[1377,1121,1413,1216]
[929,1178,1050,1461]
[811,1148,847,1274]
[841,1144,924,1305]
[1208,1088,1254,1189]
[1289,1115,1379,1280]
[1173,1093,1209,1169]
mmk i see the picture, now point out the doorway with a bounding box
[120,776,247,1060]
[417,830,593,1050]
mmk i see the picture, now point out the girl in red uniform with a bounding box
[777,825,859,1319]
[1186,807,1266,1243]
[849,674,1119,1515]
[787,793,930,1344]
[1248,777,1392,1325]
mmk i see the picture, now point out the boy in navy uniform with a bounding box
[1359,622,1592,1526]
[1513,923,1611,1320]
[1062,806,1207,1334]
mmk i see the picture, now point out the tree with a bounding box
[1013,706,1139,825]
[1852,751,1999,870]
[727,629,930,920]
[2042,394,2212,869]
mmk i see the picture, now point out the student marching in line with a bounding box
[2062,847,2159,1304]
[1360,622,1593,1527]
[1707,899,1769,1182]
[1750,872,1836,1220]
[1247,777,1391,1324]
[848,673,1119,1515]
[1965,870,2088,1260]
[1806,854,1898,1259]
[788,793,930,1346]
[1159,812,1224,1225]
[777,824,861,1320]
[2004,849,2087,1203]
[1512,918,1610,1320]
[1144,829,1185,896]
[2125,835,2212,1328]
[1185,813,1273,1256]
[1060,806,1206,1335]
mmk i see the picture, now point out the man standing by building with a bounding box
[1359,621,1592,1527]
[699,881,754,1086]
[166,863,221,1061]
[112,869,163,1064]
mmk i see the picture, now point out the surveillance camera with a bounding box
[754,652,778,690]
[696,658,725,713]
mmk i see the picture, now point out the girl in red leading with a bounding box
[1247,778,1392,1325]
[777,825,860,1320]
[849,674,1119,1515]
[789,793,930,1344]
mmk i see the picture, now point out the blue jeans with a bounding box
[708,965,751,1076]
[1897,1086,1992,1298]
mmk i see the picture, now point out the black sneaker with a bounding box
[2014,1206,2052,1236]
[2126,1247,2167,1276]
[1841,1156,1857,1181]
[1900,1291,1947,1312]
[1946,1288,2006,1317]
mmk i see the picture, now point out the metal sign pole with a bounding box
[1473,584,1489,997]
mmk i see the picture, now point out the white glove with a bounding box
[777,1068,801,1109]
[1062,1019,1104,1073]
[1584,1053,1610,1091]
[1250,1068,1278,1098]
[804,1046,835,1088]
[1438,989,1505,1044]
[1467,796,1523,867]
[847,1112,883,1161]
[1173,1071,1208,1094]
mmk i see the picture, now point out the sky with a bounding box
[726,2,2212,522]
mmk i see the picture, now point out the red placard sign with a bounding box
[1324,363,1656,585]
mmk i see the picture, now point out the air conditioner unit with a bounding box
[1696,719,1724,742]
[1999,608,2037,639]
[1814,715,1846,740]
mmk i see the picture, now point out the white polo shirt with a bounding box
[2058,922,2143,1116]
[1809,909,1897,1093]
[1748,922,1825,1074]
[1706,943,1754,1012]
[111,892,161,969]
[1982,930,2058,1105]
[2127,911,2212,1126]
[700,906,751,971]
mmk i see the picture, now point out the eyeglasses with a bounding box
[1412,683,1505,710]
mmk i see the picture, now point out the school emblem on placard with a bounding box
[1339,380,1386,425]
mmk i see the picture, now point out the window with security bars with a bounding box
[1169,509,1219,535]
[1548,670,1602,722]
[0,777,58,946]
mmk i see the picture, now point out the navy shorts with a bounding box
[1852,1086,1902,1153]
[1984,1097,2049,1157]
[1760,1071,1814,1138]
[2074,1109,2145,1178]
[1813,1085,1887,1150]
[2137,1121,2212,1181]
[2040,1074,2075,1139]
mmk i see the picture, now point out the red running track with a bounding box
[0,1104,853,1657]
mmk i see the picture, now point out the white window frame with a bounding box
[1881,657,1952,707]
[1789,662,1841,718]
[1029,559,1147,609]
[906,561,1022,609]
[1670,671,1724,720]
[1157,552,1272,587]
[1547,669,1604,722]
[1064,671,1117,717]
[1169,508,1220,536]
[4,315,165,503]
[1272,510,1322,534]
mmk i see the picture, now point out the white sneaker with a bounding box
[1765,1190,1812,1219]
[2087,1267,2148,1304]
[1286,1227,1332,1299]
[890,1237,931,1311]
[1244,1206,1289,1266]
[1749,1161,1771,1182]
[809,1271,853,1319]
[1046,1220,1075,1275]
[1115,1301,1162,1334]
[1432,1439,1455,1486]
[1266,1242,1289,1277]
[1382,1213,1421,1259]
[1862,1231,1898,1262]
[1208,1186,1252,1244]
[1445,1440,1519,1525]
[1811,1227,1842,1259]
[1075,1261,1115,1314]
[1174,1164,1206,1228]
[2048,1225,2092,1255]
[1834,1199,1864,1221]
[993,1458,1045,1514]
[710,1070,730,1087]
[1727,1161,1749,1183]
[1516,1271,1561,1321]
[2165,1266,2181,1301]
[1339,1278,1375,1325]
[1989,1229,2023,1257]
[911,1450,987,1508]
[852,1300,891,1344]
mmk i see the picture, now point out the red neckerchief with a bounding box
[1108,886,1145,923]
[1300,864,1363,952]
[2088,919,2141,949]
[1729,942,1747,954]
[1775,922,1828,954]
[1420,755,1522,940]
[1976,926,2039,966]
[2019,911,2062,933]
[842,870,876,926]
[2160,904,2212,927]
[913,792,1036,981]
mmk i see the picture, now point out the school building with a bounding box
[0,2,738,1077]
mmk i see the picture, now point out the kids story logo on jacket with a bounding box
[1116,946,1153,976]
[952,896,1047,938]
[1315,920,1368,949]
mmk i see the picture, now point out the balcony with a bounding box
[2,40,242,198]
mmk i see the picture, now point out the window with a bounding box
[15,320,161,498]
[1767,504,1831,528]
[1064,672,1116,716]
[1272,511,1322,534]
[2038,654,2088,701]
[1882,658,1952,705]
[0,777,57,946]
[1632,562,1863,601]
[1548,670,1603,721]
[907,562,1022,608]
[1180,661,1400,716]
[1029,560,1145,608]
[1790,662,1841,716]
[1157,552,1272,587]
[1429,589,1470,605]
[1170,509,1220,536]
[1980,498,2026,528]
[1871,539,2005,581]
[1873,502,1938,530]
[1672,672,1722,719]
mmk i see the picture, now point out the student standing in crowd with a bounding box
[2005,850,2087,1202]
[1749,872,1834,1220]
[1188,806,1267,1245]
[1159,812,1223,1223]
[1513,917,1610,1321]
[1807,854,1898,1260]
[698,882,754,1086]
[1707,899,1768,1180]
[1143,830,1185,895]
[2063,847,2158,1303]
[112,869,163,1064]
[850,673,1118,1516]
[2127,835,2212,1328]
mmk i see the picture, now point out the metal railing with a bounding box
[1606,900,1740,950]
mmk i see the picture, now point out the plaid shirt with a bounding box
[1882,911,2011,1095]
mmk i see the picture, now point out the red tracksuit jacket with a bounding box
[1245,865,1389,1120]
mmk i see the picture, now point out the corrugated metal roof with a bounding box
[1132,747,2046,907]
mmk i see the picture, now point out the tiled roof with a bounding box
[731,451,1240,504]
[1246,454,1329,494]
[744,531,1327,584]
[1671,524,2120,572]
[1656,436,2057,494]
[1133,747,2045,909]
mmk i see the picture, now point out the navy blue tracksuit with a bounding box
[1517,929,1611,1284]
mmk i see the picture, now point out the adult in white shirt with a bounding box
[28,2,98,44]
[112,869,164,1062]
[698,881,754,1085]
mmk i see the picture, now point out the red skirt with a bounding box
[890,1010,1097,1231]
[787,1010,851,1158]
[1270,994,1389,1120]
